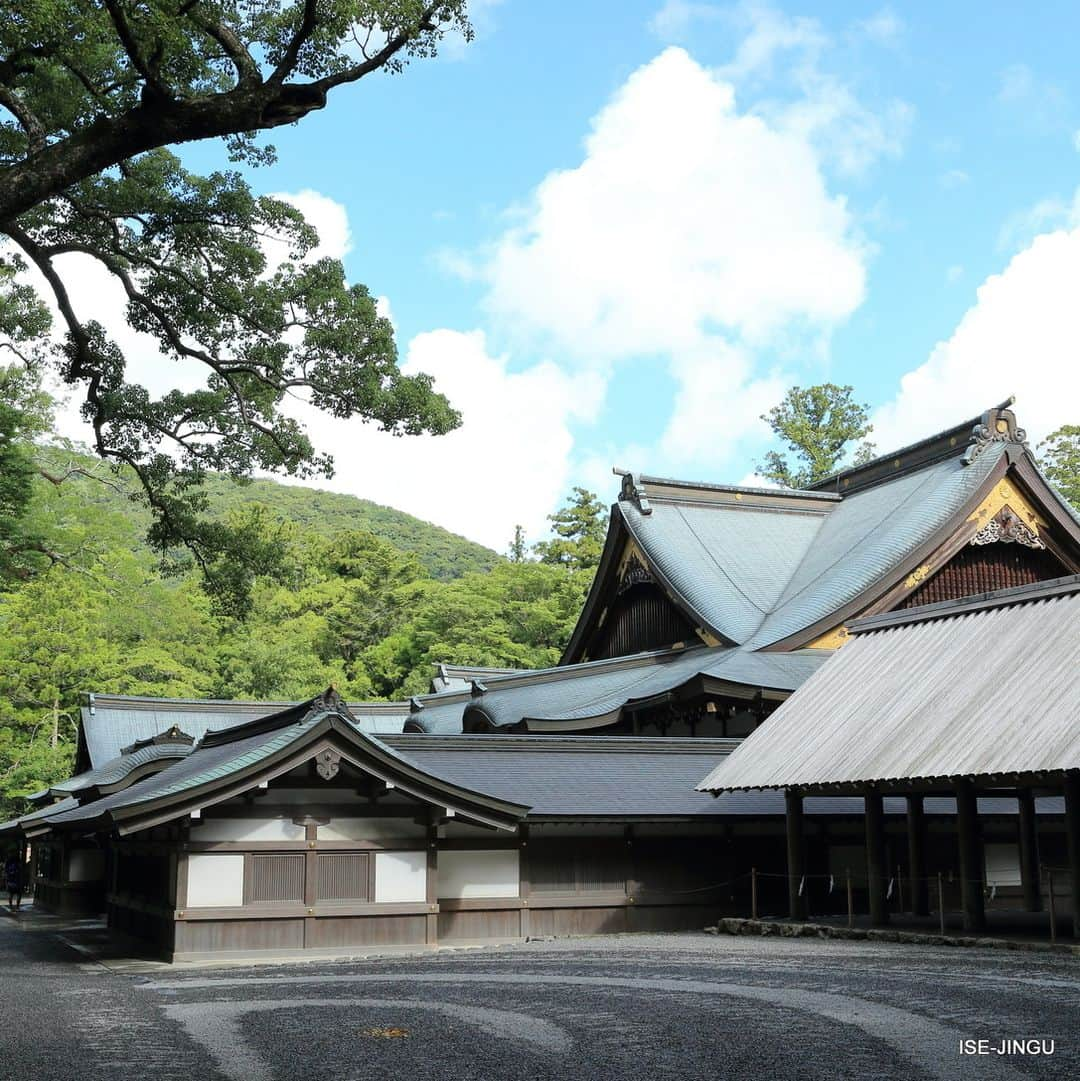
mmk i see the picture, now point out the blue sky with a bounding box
[60,2,1080,550]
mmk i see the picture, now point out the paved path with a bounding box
[2,916,1077,1080]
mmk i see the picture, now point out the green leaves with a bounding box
[1038,425,1080,512]
[533,487,606,573]
[757,383,875,489]
[1,2,470,614]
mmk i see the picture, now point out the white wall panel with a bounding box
[190,818,306,842]
[319,818,425,842]
[438,850,519,899]
[186,853,245,907]
[374,850,426,902]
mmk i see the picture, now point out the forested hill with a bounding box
[0,448,600,814]
[58,450,499,581]
[200,474,498,580]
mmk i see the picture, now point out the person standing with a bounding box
[5,851,24,912]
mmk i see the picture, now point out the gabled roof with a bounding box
[76,692,410,771]
[698,576,1080,794]
[564,402,1080,661]
[405,644,826,734]
[51,740,193,799]
[50,690,528,835]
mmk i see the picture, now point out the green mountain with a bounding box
[43,448,500,581]
[198,474,500,580]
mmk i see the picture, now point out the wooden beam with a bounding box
[425,816,439,946]
[906,795,929,916]
[956,779,986,933]
[865,792,889,926]
[785,790,806,921]
[519,824,531,940]
[1016,789,1042,913]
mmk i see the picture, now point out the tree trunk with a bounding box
[51,692,60,749]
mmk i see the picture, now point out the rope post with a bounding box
[937,872,945,936]
[846,869,853,929]
[751,866,758,921]
[1048,870,1057,945]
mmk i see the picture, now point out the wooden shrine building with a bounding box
[699,576,1080,937]
[5,400,1080,957]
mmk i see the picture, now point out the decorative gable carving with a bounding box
[971,507,1044,549]
[315,748,341,781]
[617,551,653,595]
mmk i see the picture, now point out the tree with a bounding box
[533,487,606,573]
[1039,425,1080,512]
[0,2,471,614]
[508,524,527,563]
[757,384,876,488]
[365,560,590,697]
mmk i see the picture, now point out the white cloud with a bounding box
[649,0,722,42]
[284,329,605,550]
[470,46,870,476]
[714,3,912,178]
[873,225,1080,451]
[996,63,1069,133]
[268,189,353,262]
[482,47,867,359]
[853,8,904,46]
[939,168,970,190]
[996,186,1080,253]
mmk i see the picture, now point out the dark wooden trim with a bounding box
[519,824,531,939]
[193,803,426,819]
[425,818,439,945]
[175,901,433,921]
[438,897,524,911]
[956,779,986,932]
[183,840,427,853]
[1016,789,1042,913]
[785,790,806,921]
[865,792,888,926]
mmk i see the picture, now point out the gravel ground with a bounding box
[2,917,1078,1081]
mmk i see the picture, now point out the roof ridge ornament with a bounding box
[613,467,652,515]
[963,398,1027,464]
[470,680,487,697]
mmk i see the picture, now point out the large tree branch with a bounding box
[0,5,443,225]
[186,6,262,88]
[0,86,46,153]
[269,0,320,85]
[102,0,171,101]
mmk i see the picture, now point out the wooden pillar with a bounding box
[518,824,531,940]
[1064,773,1080,939]
[956,779,986,933]
[785,789,806,921]
[906,795,928,916]
[865,791,889,926]
[1016,789,1042,913]
[303,821,318,949]
[426,819,439,946]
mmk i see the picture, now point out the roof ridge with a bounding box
[762,447,1000,622]
[807,398,1018,496]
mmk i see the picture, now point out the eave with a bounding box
[49,715,529,838]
